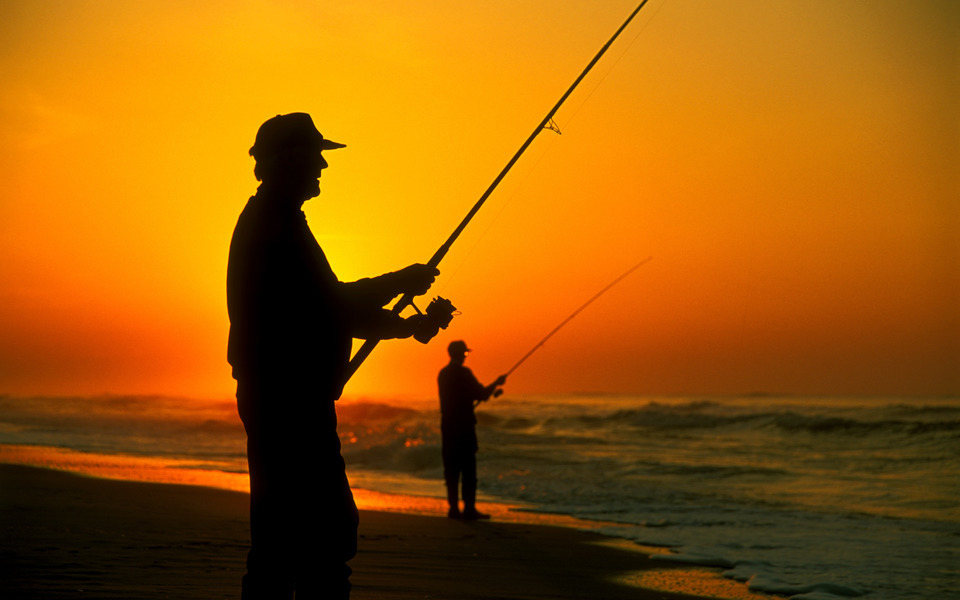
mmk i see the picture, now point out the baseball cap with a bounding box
[448,340,471,356]
[249,112,345,159]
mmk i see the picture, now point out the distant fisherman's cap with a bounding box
[448,340,470,356]
[249,112,345,159]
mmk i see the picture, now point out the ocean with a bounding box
[1,393,957,600]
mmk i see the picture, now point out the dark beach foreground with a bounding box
[0,464,722,600]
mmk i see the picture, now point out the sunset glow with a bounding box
[1,0,956,399]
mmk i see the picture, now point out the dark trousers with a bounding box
[238,382,358,600]
[442,433,478,510]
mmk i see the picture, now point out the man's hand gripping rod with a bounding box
[343,1,651,385]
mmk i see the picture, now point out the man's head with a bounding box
[249,113,345,200]
[448,340,470,364]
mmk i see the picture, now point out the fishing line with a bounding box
[560,0,670,132]
[437,0,666,292]
[432,133,561,298]
[439,1,670,295]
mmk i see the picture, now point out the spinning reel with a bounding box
[412,296,458,344]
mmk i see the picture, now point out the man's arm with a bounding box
[476,374,507,404]
[465,370,507,404]
[342,264,438,309]
[339,264,440,341]
[345,307,416,341]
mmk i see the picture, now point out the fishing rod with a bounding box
[344,1,652,383]
[507,258,652,377]
[476,257,652,405]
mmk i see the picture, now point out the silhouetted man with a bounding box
[438,340,506,519]
[227,112,440,600]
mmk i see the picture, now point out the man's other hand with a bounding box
[408,314,440,344]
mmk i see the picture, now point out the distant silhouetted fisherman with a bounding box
[438,340,506,519]
[227,112,440,600]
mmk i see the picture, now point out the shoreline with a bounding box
[0,443,628,530]
[0,463,770,600]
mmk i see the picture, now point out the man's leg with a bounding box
[292,401,358,600]
[441,441,461,518]
[293,455,358,600]
[238,379,299,600]
[460,451,488,520]
[242,433,297,600]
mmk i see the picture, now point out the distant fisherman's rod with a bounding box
[503,257,653,378]
[344,2,653,383]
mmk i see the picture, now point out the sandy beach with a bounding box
[0,464,721,600]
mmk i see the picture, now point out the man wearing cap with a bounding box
[227,112,440,599]
[438,341,507,520]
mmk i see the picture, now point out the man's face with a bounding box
[268,143,328,201]
[293,144,329,200]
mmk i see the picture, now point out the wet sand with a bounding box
[0,464,715,599]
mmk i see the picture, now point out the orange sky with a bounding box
[1,0,956,399]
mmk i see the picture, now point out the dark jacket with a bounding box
[227,191,408,401]
[438,364,488,438]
